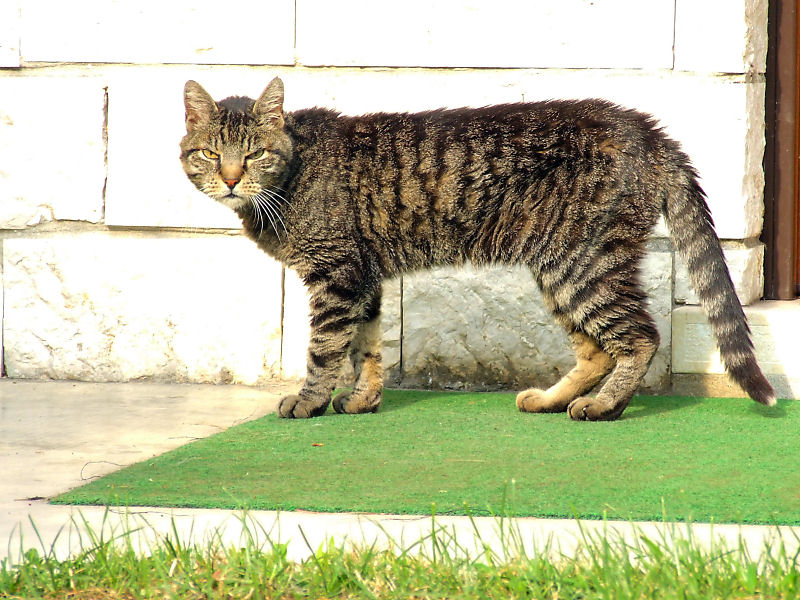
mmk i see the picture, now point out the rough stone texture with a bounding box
[401,264,573,391]
[20,0,295,65]
[639,251,674,390]
[380,280,403,384]
[297,0,674,69]
[0,76,105,228]
[674,0,767,74]
[400,252,672,392]
[281,269,402,383]
[742,80,767,237]
[674,241,765,306]
[2,235,284,384]
[673,301,800,382]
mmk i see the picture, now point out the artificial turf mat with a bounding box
[53,390,800,525]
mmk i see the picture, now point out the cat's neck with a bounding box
[285,108,341,143]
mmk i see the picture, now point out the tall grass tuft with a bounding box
[1,509,799,599]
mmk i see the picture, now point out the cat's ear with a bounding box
[183,80,217,132]
[254,77,284,127]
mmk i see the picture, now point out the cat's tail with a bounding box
[662,167,775,406]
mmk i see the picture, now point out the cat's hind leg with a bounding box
[565,284,660,421]
[521,238,659,420]
[333,292,384,414]
[567,316,659,421]
[517,332,615,413]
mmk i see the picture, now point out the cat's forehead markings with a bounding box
[217,108,253,146]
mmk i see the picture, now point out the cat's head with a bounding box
[179,78,292,213]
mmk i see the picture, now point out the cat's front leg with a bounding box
[332,288,383,414]
[278,323,352,419]
[278,275,379,419]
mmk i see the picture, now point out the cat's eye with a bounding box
[247,149,266,161]
[201,149,220,160]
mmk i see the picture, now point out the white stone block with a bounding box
[0,2,20,67]
[672,300,800,378]
[20,0,294,65]
[104,71,242,229]
[281,268,310,380]
[297,0,674,69]
[381,279,403,382]
[401,264,572,390]
[639,251,674,389]
[674,241,764,306]
[2,235,284,384]
[400,252,672,392]
[280,269,402,382]
[0,76,105,228]
[674,0,767,74]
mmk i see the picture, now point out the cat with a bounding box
[180,77,775,421]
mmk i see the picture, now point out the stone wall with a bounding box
[0,1,773,393]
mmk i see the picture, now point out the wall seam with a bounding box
[671,0,677,70]
[101,85,109,223]
[280,266,286,377]
[1,240,4,378]
[398,275,404,381]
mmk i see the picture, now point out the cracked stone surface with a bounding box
[2,235,284,384]
[400,252,672,392]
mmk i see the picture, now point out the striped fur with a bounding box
[180,78,775,421]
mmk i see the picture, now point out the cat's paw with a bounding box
[516,388,570,413]
[567,396,624,421]
[332,388,382,414]
[278,394,330,419]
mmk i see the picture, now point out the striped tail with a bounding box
[663,172,775,406]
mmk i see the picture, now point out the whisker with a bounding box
[256,194,288,236]
[250,192,287,241]
[252,196,270,235]
[261,187,286,204]
[264,200,288,234]
[249,197,265,234]
[262,187,296,214]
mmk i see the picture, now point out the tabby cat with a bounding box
[180,77,775,421]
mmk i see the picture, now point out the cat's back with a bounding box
[289,99,672,195]
[285,99,675,271]
[296,98,662,152]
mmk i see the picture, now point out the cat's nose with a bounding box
[223,178,240,189]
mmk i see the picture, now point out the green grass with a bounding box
[53,391,800,525]
[2,511,800,599]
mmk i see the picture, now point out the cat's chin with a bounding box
[214,193,247,211]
